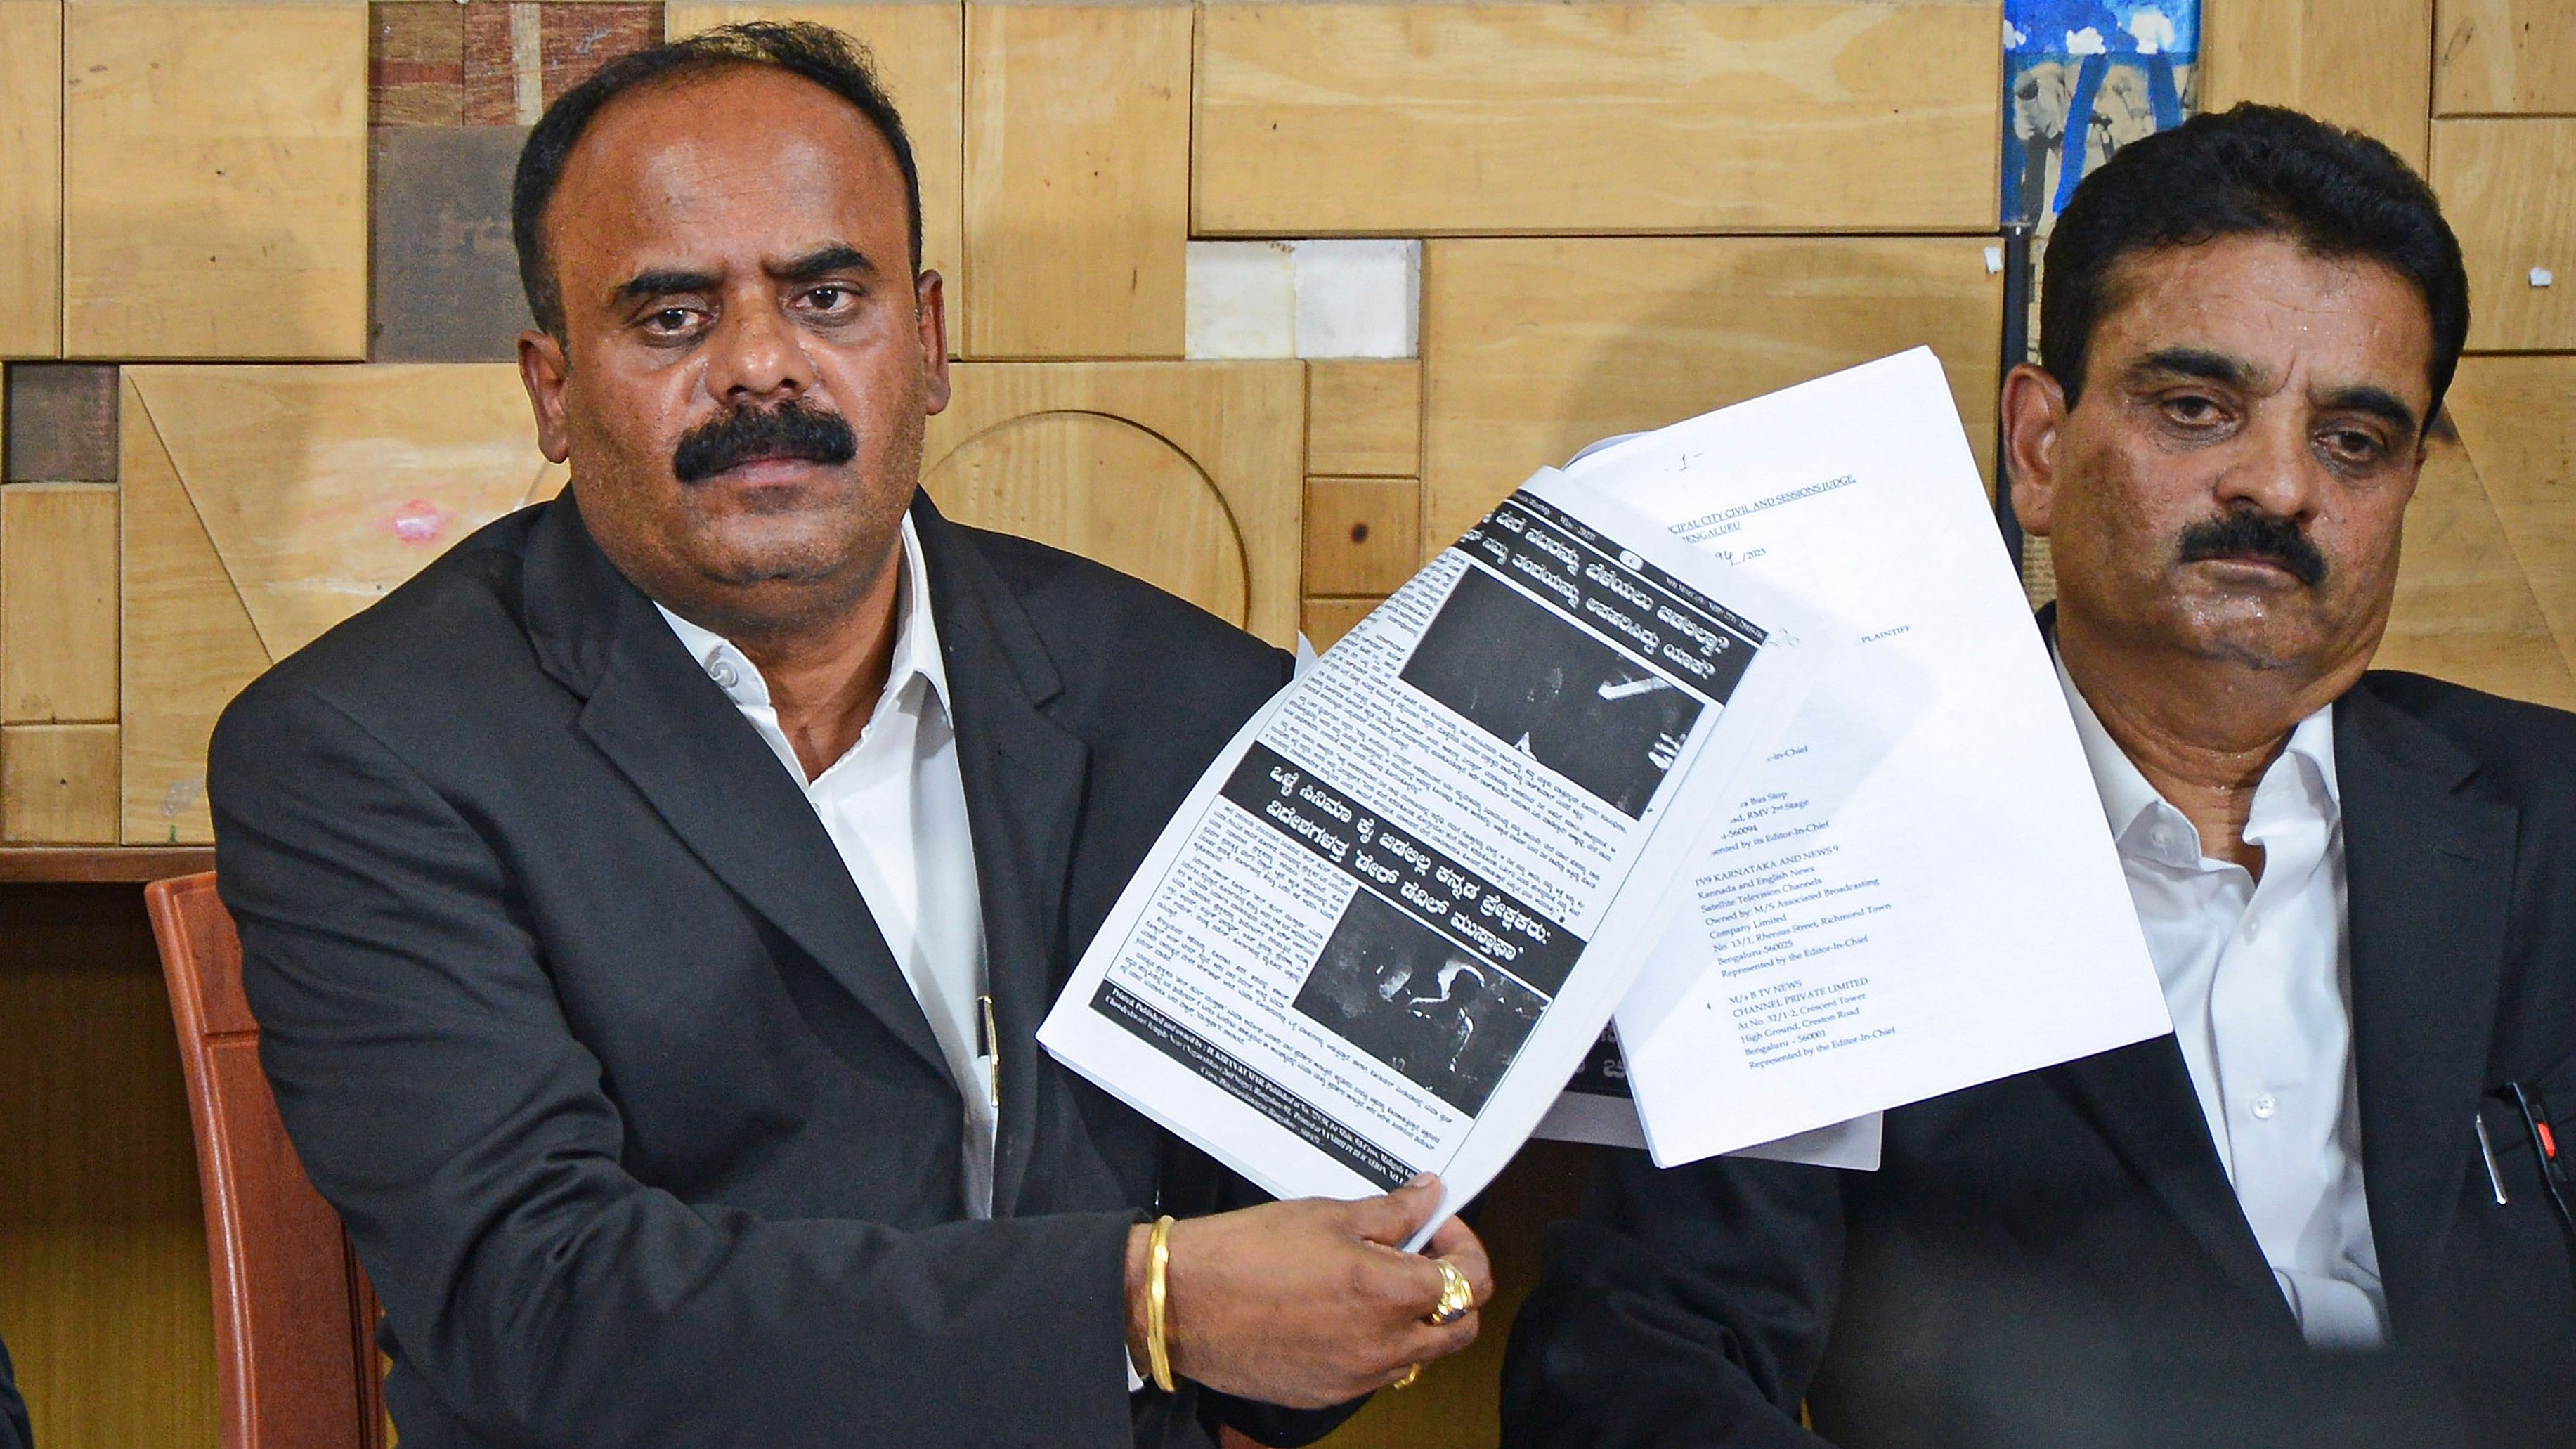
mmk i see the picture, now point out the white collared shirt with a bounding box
[2055,646,2388,1349]
[658,516,997,1219]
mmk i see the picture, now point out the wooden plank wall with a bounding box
[62,0,370,360]
[965,1,1194,357]
[0,1,2571,1447]
[0,0,63,358]
[1194,0,2001,235]
[2397,0,2576,702]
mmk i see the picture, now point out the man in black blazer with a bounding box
[0,1328,27,1449]
[1504,107,2576,1448]
[210,24,1488,1448]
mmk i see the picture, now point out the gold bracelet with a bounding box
[1145,1214,1177,1393]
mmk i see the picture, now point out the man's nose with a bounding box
[704,296,808,403]
[2213,408,2324,521]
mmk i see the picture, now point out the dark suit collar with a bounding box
[2336,675,2517,1339]
[911,496,1064,713]
[520,490,630,702]
[2026,603,2322,1332]
[911,498,1093,1216]
[2026,601,2291,1324]
[524,492,1100,1216]
[2051,1037,2299,1331]
[519,489,950,1080]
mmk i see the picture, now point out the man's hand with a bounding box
[1124,1174,1495,1408]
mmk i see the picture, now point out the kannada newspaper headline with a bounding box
[1038,469,1820,1235]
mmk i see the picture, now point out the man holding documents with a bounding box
[1505,105,2576,1448]
[207,24,1488,1448]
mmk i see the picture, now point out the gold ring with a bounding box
[1427,1258,1474,1326]
[1391,1363,1422,1391]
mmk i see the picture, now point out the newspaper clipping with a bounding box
[1041,472,1817,1230]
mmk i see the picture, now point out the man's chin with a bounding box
[2162,594,2333,672]
[685,519,862,585]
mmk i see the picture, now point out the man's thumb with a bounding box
[1348,1173,1443,1245]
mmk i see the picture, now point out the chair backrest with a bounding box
[145,872,389,1449]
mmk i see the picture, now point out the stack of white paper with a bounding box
[1041,346,2170,1221]
[1561,347,2171,1167]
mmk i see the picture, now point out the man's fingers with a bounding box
[1348,1311,1478,1399]
[1351,1311,1477,1402]
[1423,1218,1495,1304]
[1344,1174,1443,1246]
[1400,1309,1481,1367]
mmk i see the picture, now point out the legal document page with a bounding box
[1567,348,2171,1167]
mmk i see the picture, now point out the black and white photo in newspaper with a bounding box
[1038,469,1821,1237]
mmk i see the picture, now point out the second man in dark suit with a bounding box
[1504,104,2576,1449]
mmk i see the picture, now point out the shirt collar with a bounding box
[655,513,950,716]
[2055,642,2168,846]
[2050,639,2340,866]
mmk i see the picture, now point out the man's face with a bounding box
[2012,234,2437,682]
[518,64,947,629]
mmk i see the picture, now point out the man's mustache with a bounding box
[2176,509,2328,590]
[672,402,858,484]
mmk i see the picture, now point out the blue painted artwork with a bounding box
[2003,0,2201,226]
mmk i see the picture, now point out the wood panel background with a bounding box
[965,0,1193,357]
[1194,0,2003,237]
[0,1,2572,1445]
[1422,235,2008,552]
[2432,117,2576,351]
[118,363,567,844]
[2437,0,2576,115]
[926,360,1307,644]
[2,483,117,723]
[2201,0,2436,170]
[62,0,370,360]
[0,0,63,358]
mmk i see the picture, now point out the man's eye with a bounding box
[644,308,696,333]
[805,286,851,311]
[2323,429,2384,461]
[2164,394,2222,424]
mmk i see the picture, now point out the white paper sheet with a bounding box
[1567,348,2172,1168]
[1534,1089,1883,1171]
[1039,471,1826,1239]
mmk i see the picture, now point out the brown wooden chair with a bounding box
[145,871,389,1449]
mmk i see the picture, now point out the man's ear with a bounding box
[916,270,951,415]
[2002,362,2069,538]
[519,327,573,465]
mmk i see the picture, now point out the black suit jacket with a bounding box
[1503,668,2576,1449]
[0,1326,27,1449]
[209,492,1339,1449]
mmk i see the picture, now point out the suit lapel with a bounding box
[521,493,950,1081]
[913,501,1091,1217]
[2051,1035,2295,1325]
[2032,602,2291,1327]
[2336,679,2516,1339]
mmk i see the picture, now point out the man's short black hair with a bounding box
[2041,103,2470,421]
[510,21,923,340]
